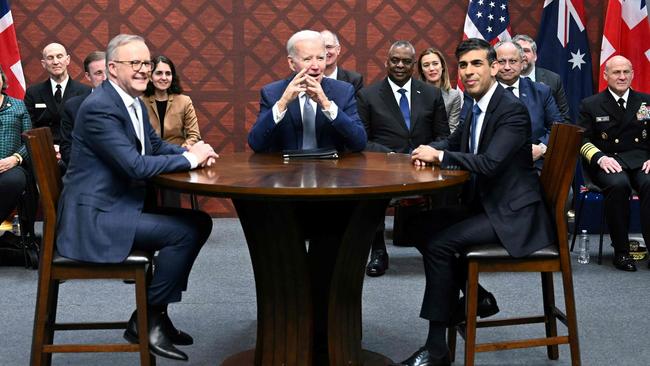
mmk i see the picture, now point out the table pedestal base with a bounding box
[231,198,390,366]
[222,349,393,366]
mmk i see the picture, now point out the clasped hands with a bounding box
[411,145,442,166]
[188,141,219,168]
[277,68,330,111]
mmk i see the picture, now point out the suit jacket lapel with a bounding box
[288,92,302,148]
[104,82,142,151]
[602,91,623,122]
[625,90,642,123]
[140,99,153,155]
[460,103,472,153]
[380,79,408,132]
[42,80,58,115]
[477,85,504,151]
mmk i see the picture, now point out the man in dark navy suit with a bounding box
[494,40,563,169]
[56,34,218,361]
[248,30,366,153]
[398,38,555,366]
[60,50,107,167]
[320,30,364,95]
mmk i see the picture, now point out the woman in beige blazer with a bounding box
[144,56,201,207]
[143,55,201,147]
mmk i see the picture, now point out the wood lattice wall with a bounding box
[12,0,607,216]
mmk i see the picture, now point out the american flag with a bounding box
[0,0,25,99]
[463,0,512,43]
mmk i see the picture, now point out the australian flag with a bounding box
[536,0,593,123]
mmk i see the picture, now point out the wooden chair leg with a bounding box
[447,325,456,362]
[541,272,559,360]
[30,280,51,366]
[570,193,587,251]
[464,261,479,366]
[560,265,581,365]
[135,268,153,366]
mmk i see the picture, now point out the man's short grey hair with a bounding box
[106,34,146,64]
[494,40,524,60]
[286,30,324,57]
[320,30,340,45]
[388,40,415,56]
[512,34,537,54]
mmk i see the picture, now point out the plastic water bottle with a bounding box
[11,214,21,236]
[577,230,590,264]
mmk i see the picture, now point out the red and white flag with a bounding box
[0,0,25,99]
[599,0,650,92]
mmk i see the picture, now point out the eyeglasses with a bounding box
[112,60,153,72]
[497,59,520,66]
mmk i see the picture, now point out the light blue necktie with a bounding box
[470,104,481,154]
[302,95,317,149]
[398,88,411,130]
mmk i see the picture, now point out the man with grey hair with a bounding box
[24,42,91,151]
[357,40,449,276]
[320,30,364,94]
[248,29,366,362]
[248,29,366,152]
[513,34,570,122]
[494,40,563,169]
[56,34,219,361]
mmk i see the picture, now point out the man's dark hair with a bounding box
[83,51,106,73]
[144,55,183,96]
[455,38,496,64]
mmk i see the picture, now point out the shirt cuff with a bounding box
[596,155,606,166]
[272,102,287,124]
[439,151,444,163]
[182,151,199,169]
[321,100,338,121]
[538,143,547,155]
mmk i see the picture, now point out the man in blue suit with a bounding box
[494,40,563,169]
[400,38,555,366]
[248,30,366,153]
[56,34,218,361]
[248,30,366,362]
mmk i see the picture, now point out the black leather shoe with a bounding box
[161,311,194,345]
[125,310,194,346]
[124,310,189,361]
[613,253,637,272]
[366,249,389,277]
[453,291,500,324]
[396,347,451,366]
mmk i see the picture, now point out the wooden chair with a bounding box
[25,128,154,366]
[448,123,583,366]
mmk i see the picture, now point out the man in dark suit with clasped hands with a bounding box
[56,34,218,362]
[398,38,555,366]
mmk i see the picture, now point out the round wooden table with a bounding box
[153,152,469,366]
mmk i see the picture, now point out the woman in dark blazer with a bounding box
[0,65,32,229]
[418,48,462,133]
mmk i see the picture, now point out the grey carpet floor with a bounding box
[1,218,649,366]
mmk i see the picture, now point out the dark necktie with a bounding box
[617,97,625,111]
[54,84,62,104]
[398,88,411,130]
[470,104,482,154]
[506,86,515,95]
[302,95,317,150]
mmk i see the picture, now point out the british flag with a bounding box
[0,0,24,99]
[462,0,511,43]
